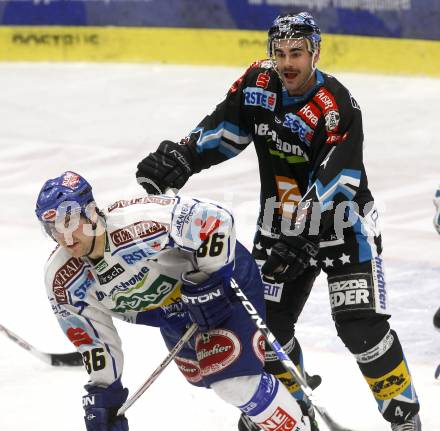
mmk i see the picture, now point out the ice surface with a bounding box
[0,63,439,430]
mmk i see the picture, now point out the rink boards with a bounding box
[0,26,439,76]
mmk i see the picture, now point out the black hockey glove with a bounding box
[261,235,319,283]
[136,140,193,194]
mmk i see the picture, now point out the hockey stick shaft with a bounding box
[230,279,355,431]
[117,322,198,416]
[0,323,83,366]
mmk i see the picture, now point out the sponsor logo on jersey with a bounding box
[365,360,411,401]
[349,92,361,110]
[107,196,175,212]
[324,110,340,132]
[174,202,195,237]
[256,72,270,89]
[255,123,305,158]
[313,87,337,113]
[121,244,162,265]
[174,356,202,383]
[328,273,374,314]
[94,259,108,273]
[54,287,68,304]
[196,329,241,377]
[97,263,125,285]
[325,131,348,145]
[110,274,177,312]
[110,266,150,296]
[243,87,277,112]
[257,406,298,431]
[110,221,167,247]
[66,327,93,347]
[53,257,84,288]
[51,302,72,318]
[274,176,302,218]
[282,113,314,146]
[73,271,95,300]
[252,331,265,363]
[98,266,149,300]
[298,102,320,127]
[194,216,222,241]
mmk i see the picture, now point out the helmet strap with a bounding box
[85,208,106,257]
[85,221,98,258]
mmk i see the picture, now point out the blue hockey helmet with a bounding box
[268,12,321,57]
[35,171,95,224]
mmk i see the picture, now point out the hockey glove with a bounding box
[434,187,440,235]
[83,379,129,431]
[136,140,193,194]
[261,235,319,283]
[181,264,233,332]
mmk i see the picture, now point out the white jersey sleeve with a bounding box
[44,250,124,388]
[170,196,236,275]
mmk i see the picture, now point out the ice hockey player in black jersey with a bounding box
[136,11,421,431]
[36,171,316,431]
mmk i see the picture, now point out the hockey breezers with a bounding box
[117,322,198,416]
[0,323,83,366]
[230,278,355,431]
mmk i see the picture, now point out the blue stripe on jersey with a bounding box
[313,169,361,208]
[195,121,251,157]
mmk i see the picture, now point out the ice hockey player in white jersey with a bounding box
[36,171,316,431]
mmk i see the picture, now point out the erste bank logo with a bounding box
[243,87,277,111]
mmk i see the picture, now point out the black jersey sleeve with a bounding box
[181,63,263,172]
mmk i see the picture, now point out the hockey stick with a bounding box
[0,323,83,366]
[117,322,198,416]
[230,278,355,431]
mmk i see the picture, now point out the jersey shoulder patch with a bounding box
[45,249,88,305]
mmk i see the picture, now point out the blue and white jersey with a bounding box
[44,194,235,387]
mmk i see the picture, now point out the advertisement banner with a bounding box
[0,0,439,41]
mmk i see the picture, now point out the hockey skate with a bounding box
[390,413,421,431]
[238,413,260,431]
